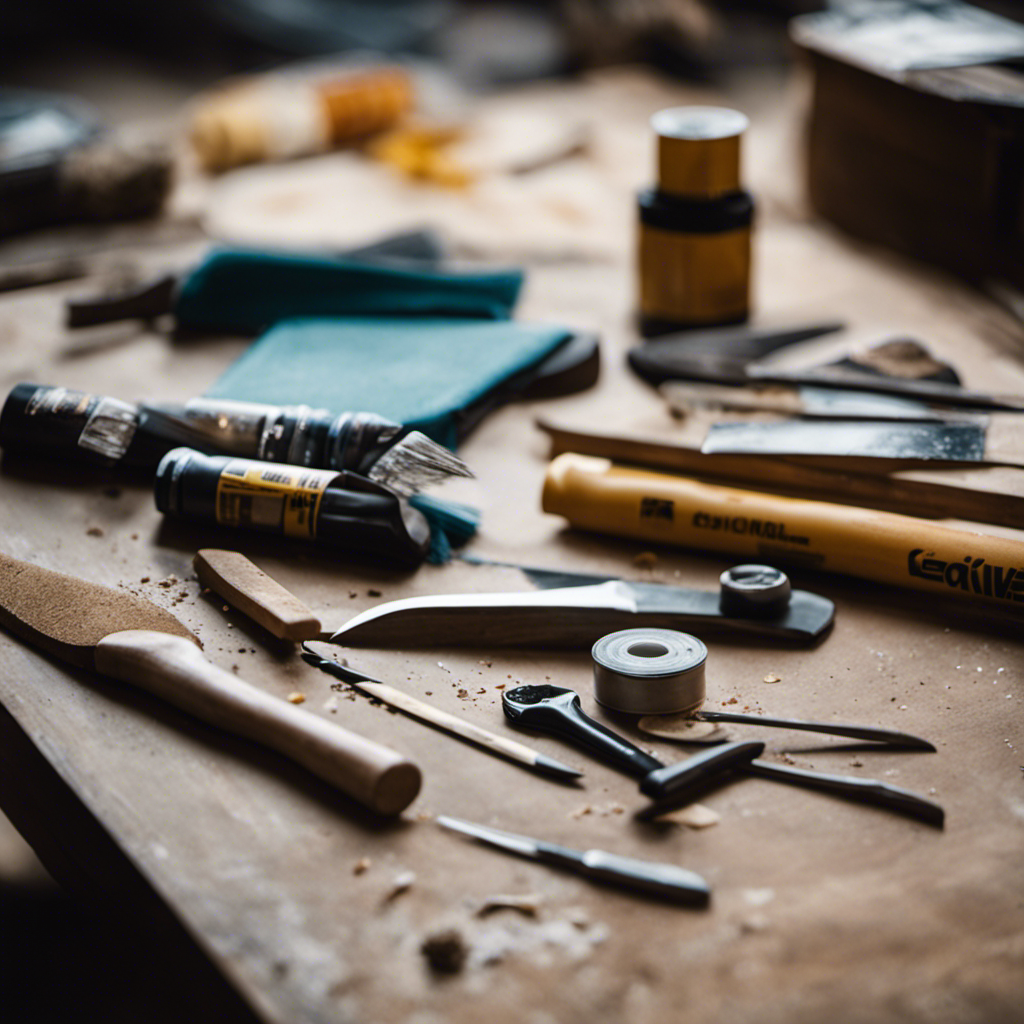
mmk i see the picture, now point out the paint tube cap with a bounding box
[653,106,748,198]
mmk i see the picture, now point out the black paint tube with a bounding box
[0,383,168,466]
[155,448,430,568]
[140,398,404,474]
[1,387,470,498]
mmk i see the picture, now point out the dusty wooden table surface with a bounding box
[1,71,1023,1024]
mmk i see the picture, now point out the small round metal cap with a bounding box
[719,564,791,619]
[652,106,748,197]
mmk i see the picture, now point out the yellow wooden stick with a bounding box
[542,453,1024,611]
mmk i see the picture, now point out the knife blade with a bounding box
[0,552,420,815]
[631,348,1024,412]
[436,815,711,905]
[662,381,978,421]
[702,416,1024,469]
[327,577,835,648]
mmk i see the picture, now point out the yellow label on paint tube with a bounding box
[216,461,336,539]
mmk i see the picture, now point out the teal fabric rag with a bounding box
[205,317,573,449]
[174,249,524,334]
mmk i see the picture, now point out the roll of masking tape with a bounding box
[592,628,707,715]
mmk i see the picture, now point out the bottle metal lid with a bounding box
[652,106,748,198]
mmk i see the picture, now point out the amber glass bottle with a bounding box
[637,107,754,336]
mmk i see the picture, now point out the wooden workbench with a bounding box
[1,70,1022,1024]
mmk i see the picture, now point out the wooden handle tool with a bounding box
[0,552,420,816]
[542,453,1024,613]
[301,646,582,781]
[195,549,322,641]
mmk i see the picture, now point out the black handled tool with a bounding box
[502,684,944,827]
[501,684,764,801]
[672,710,937,750]
[437,815,710,906]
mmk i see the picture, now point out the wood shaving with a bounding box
[651,803,721,829]
[387,871,416,900]
[638,715,729,743]
[477,894,542,918]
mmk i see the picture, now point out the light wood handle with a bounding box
[194,549,321,641]
[542,453,1024,612]
[354,680,545,766]
[94,630,421,815]
[985,414,1024,467]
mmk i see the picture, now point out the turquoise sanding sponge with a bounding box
[204,317,575,449]
[174,249,524,333]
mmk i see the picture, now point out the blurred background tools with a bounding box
[542,453,1024,612]
[0,90,172,238]
[300,645,583,781]
[192,549,835,647]
[792,1,1024,295]
[501,684,943,826]
[0,552,421,816]
[437,816,711,906]
[190,63,414,173]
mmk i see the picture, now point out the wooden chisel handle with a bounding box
[94,630,421,815]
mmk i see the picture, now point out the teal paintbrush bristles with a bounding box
[409,493,481,565]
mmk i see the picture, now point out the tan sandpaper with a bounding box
[0,552,196,669]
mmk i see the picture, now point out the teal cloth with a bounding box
[205,317,572,449]
[175,249,524,334]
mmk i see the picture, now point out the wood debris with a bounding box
[477,893,543,918]
[420,928,467,974]
[649,803,721,829]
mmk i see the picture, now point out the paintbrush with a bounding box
[300,645,582,782]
